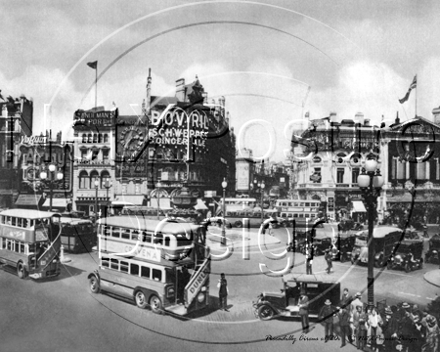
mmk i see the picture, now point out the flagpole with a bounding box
[415,78,417,118]
[95,64,98,110]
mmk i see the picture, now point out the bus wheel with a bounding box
[89,276,100,293]
[234,221,242,228]
[135,290,148,309]
[257,304,274,321]
[17,262,27,279]
[149,295,163,314]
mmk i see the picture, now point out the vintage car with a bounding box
[252,274,341,321]
[387,239,424,272]
[351,226,403,267]
[425,234,440,264]
[331,232,356,262]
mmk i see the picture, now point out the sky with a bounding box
[3,0,440,162]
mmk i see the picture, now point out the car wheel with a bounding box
[234,221,242,228]
[257,304,274,321]
[89,276,100,293]
[17,261,27,279]
[135,290,148,309]
[149,295,163,314]
[405,264,411,273]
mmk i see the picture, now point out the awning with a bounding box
[15,194,42,207]
[43,198,68,208]
[352,201,366,212]
[115,195,145,205]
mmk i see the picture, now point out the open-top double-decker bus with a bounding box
[0,209,62,279]
[88,216,210,316]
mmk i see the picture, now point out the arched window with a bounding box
[93,134,98,143]
[87,134,92,143]
[79,170,89,189]
[82,134,87,143]
[104,134,109,143]
[90,170,99,189]
[100,170,111,188]
[98,134,102,143]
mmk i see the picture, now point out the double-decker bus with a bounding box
[88,216,210,316]
[275,199,323,225]
[0,209,62,279]
[58,216,95,253]
[225,208,279,228]
[222,197,257,211]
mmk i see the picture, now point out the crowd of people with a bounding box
[318,289,440,351]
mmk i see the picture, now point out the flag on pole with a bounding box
[87,61,98,69]
[399,75,417,104]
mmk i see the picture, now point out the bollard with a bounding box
[60,245,71,263]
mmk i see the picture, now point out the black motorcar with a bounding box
[331,233,356,262]
[252,274,341,321]
[388,239,424,272]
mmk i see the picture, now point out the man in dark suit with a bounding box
[298,289,310,334]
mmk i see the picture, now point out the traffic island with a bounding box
[424,269,440,287]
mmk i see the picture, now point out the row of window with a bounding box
[276,201,320,207]
[81,133,109,144]
[280,213,317,218]
[101,257,163,282]
[78,171,110,189]
[0,215,50,228]
[1,238,26,254]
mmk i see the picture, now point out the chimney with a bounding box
[175,78,186,101]
[433,107,440,125]
[146,68,152,115]
[355,112,364,125]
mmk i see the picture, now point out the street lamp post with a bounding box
[221,177,228,245]
[260,181,265,222]
[40,164,64,212]
[103,179,112,217]
[94,180,99,224]
[357,159,384,309]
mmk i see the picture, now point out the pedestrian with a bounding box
[422,315,439,352]
[382,306,399,352]
[325,249,333,274]
[353,305,367,350]
[350,292,364,315]
[298,289,309,334]
[367,306,383,352]
[217,273,229,312]
[319,299,335,342]
[306,245,313,275]
[337,306,351,348]
[340,288,353,310]
[409,313,426,352]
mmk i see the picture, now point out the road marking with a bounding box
[334,263,411,277]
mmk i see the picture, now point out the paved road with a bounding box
[1,225,436,352]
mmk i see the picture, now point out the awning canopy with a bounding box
[43,198,68,208]
[15,194,42,207]
[352,201,366,212]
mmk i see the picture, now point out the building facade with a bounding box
[0,95,33,208]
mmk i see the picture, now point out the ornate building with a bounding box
[72,108,116,215]
[292,109,440,224]
[0,95,33,208]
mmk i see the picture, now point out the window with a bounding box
[82,134,87,143]
[14,241,19,253]
[417,162,426,180]
[130,263,139,276]
[141,266,150,279]
[142,232,151,243]
[337,168,345,183]
[102,149,109,163]
[111,228,120,238]
[93,134,98,143]
[90,171,99,189]
[152,269,162,281]
[120,261,129,273]
[397,160,405,179]
[98,134,102,143]
[81,149,87,160]
[352,168,360,183]
[79,171,89,189]
[88,134,92,143]
[110,259,119,270]
[121,230,130,239]
[164,237,170,247]
[104,134,109,143]
[20,243,25,253]
[101,257,109,268]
